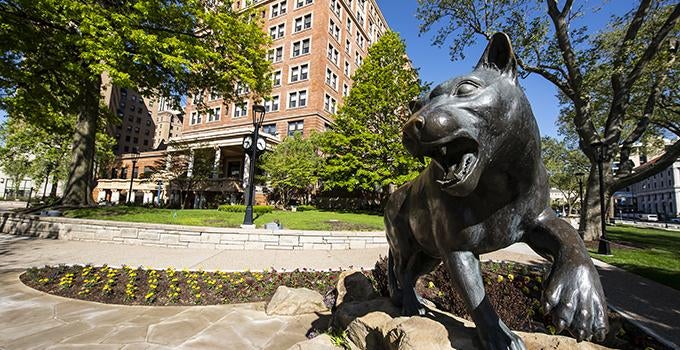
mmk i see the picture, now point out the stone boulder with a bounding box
[333,297,401,330]
[335,270,377,307]
[346,311,393,350]
[517,332,613,350]
[266,286,328,316]
[383,316,454,350]
[287,334,337,350]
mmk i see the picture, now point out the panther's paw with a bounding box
[543,262,608,342]
[477,321,526,350]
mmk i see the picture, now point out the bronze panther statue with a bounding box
[385,33,608,350]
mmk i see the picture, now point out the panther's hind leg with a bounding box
[399,250,440,316]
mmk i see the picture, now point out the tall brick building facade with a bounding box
[96,0,389,207]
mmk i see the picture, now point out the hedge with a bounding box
[217,204,274,215]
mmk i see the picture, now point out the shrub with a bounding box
[296,205,318,212]
[217,204,273,215]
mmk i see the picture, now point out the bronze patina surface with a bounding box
[385,33,608,350]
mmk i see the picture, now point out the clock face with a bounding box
[242,136,253,150]
[256,138,266,151]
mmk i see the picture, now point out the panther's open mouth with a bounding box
[428,137,479,187]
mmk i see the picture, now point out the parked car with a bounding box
[669,218,680,224]
[638,213,659,222]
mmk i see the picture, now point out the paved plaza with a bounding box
[0,233,679,349]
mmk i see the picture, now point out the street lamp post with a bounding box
[591,141,612,255]
[242,104,267,227]
[127,150,140,204]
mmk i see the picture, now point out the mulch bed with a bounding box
[21,259,668,350]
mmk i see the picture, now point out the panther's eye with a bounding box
[454,82,479,96]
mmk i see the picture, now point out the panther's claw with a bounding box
[543,262,609,342]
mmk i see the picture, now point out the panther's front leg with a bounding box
[444,251,526,350]
[525,209,608,342]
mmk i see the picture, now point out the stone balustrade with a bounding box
[0,213,388,250]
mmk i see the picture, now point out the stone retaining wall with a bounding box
[0,213,388,250]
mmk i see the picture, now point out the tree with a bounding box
[541,136,589,216]
[260,133,321,207]
[318,31,427,206]
[147,141,215,209]
[0,115,73,199]
[0,0,271,207]
[417,0,680,240]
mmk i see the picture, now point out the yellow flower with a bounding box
[496,275,504,283]
[427,281,435,289]
[507,274,514,282]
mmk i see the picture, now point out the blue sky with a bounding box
[376,0,634,138]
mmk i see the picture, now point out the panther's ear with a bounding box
[476,32,517,78]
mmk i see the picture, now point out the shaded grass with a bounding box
[590,225,680,291]
[64,206,385,231]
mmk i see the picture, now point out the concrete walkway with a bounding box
[1,234,679,349]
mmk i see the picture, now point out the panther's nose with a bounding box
[403,115,426,156]
[404,115,425,139]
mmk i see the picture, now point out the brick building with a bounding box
[95,0,389,207]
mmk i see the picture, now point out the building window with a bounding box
[262,123,278,135]
[343,83,349,96]
[190,111,201,125]
[191,92,203,104]
[236,82,250,95]
[346,18,352,32]
[345,39,351,54]
[270,0,287,18]
[208,107,221,122]
[327,44,339,65]
[288,90,307,109]
[234,101,248,118]
[344,61,351,76]
[268,46,284,63]
[292,38,310,57]
[329,19,340,41]
[269,23,285,40]
[125,135,131,142]
[294,13,312,32]
[330,0,341,17]
[324,94,337,113]
[325,68,338,90]
[264,95,280,112]
[209,91,221,101]
[288,120,304,136]
[295,0,312,9]
[143,139,149,146]
[272,70,282,87]
[290,63,309,82]
[227,161,241,178]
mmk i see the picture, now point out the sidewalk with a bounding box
[1,234,678,349]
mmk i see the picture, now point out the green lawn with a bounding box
[590,225,680,291]
[64,206,385,231]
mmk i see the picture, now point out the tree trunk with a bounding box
[49,171,59,197]
[60,73,101,207]
[579,161,613,241]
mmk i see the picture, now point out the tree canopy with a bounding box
[259,133,321,206]
[0,0,272,206]
[541,136,589,215]
[318,31,427,203]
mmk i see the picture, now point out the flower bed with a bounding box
[21,259,668,350]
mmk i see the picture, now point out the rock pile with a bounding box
[270,271,612,350]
